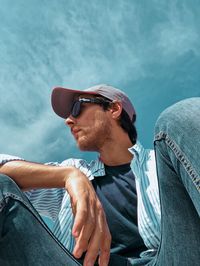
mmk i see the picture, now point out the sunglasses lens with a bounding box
[71,101,81,117]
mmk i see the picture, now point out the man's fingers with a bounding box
[73,199,96,258]
[98,224,111,266]
[72,195,88,238]
[82,220,102,266]
[97,208,111,266]
[83,204,111,266]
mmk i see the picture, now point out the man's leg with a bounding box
[153,98,200,266]
[0,174,81,266]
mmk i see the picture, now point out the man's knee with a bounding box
[0,174,16,187]
[0,174,15,185]
[154,97,200,140]
[0,174,21,199]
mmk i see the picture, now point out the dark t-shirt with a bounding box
[91,163,146,258]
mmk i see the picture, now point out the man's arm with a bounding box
[0,160,75,190]
[0,160,111,266]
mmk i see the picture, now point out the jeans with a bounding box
[130,98,200,266]
[0,174,83,266]
[151,97,200,266]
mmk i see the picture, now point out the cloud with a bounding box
[155,1,199,60]
[0,0,200,161]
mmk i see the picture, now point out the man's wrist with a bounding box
[64,167,84,187]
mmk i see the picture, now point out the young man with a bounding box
[0,85,146,266]
[0,84,200,266]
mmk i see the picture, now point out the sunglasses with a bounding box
[70,97,111,118]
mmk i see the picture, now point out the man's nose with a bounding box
[65,115,75,128]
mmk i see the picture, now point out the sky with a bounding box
[0,0,200,164]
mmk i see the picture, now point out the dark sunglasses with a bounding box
[70,97,111,118]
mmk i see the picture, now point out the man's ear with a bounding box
[109,101,123,120]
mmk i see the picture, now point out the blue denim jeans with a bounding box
[151,98,200,265]
[130,98,200,266]
[0,174,82,266]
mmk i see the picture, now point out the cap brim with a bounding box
[51,87,97,119]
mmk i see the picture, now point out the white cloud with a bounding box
[0,0,200,160]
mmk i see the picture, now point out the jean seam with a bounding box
[4,192,40,215]
[0,198,6,212]
[154,131,200,193]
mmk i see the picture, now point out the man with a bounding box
[0,84,200,266]
[1,86,145,265]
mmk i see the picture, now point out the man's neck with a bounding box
[99,134,134,166]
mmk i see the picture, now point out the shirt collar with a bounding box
[89,157,106,177]
[128,141,146,163]
[89,141,146,176]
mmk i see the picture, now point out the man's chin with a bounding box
[77,142,98,152]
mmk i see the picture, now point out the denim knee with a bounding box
[0,174,24,207]
[0,174,14,210]
[154,97,200,141]
[0,174,18,190]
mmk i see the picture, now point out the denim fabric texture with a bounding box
[151,98,200,266]
[0,174,81,266]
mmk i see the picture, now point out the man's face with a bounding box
[65,95,112,151]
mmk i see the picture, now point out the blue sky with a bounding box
[0,0,200,163]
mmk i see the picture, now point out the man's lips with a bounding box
[71,128,81,138]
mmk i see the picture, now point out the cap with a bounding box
[51,84,135,121]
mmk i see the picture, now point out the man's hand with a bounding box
[65,171,111,266]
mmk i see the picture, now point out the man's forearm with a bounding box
[0,160,76,190]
